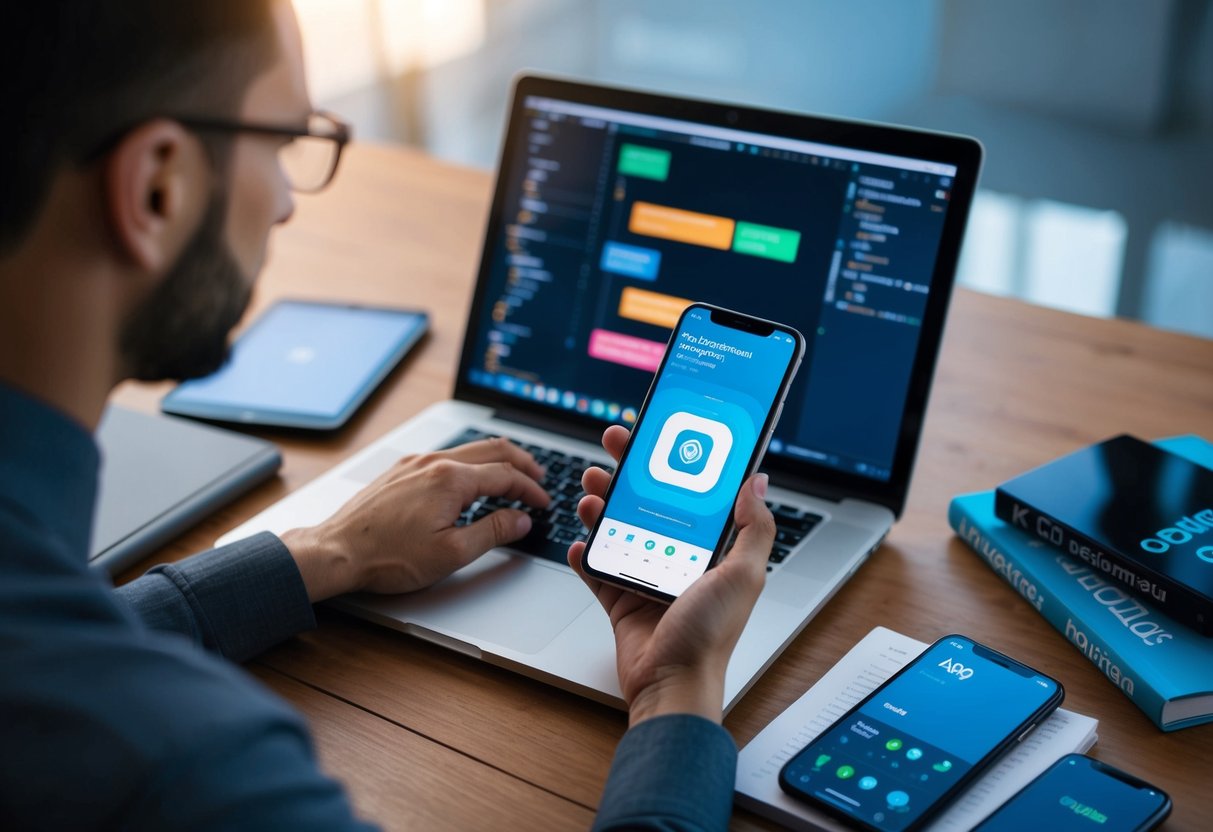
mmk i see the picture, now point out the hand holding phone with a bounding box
[974,754,1170,832]
[568,424,775,724]
[779,635,1064,832]
[580,303,804,602]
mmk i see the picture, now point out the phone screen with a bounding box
[975,755,1170,832]
[781,636,1062,832]
[582,304,801,598]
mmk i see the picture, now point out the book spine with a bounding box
[949,497,1169,729]
[992,488,1212,636]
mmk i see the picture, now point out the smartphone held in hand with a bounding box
[580,303,804,602]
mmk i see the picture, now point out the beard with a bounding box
[118,192,254,382]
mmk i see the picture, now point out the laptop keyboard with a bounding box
[443,428,822,570]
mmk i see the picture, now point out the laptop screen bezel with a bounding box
[453,74,983,518]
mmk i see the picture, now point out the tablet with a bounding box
[162,299,428,430]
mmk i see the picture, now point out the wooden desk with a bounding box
[116,143,1213,830]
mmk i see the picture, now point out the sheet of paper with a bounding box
[735,626,1098,831]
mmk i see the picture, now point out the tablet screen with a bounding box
[162,300,428,429]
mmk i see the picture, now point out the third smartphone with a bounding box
[779,635,1064,832]
[580,303,804,602]
[974,754,1170,832]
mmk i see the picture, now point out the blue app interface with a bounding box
[976,756,1167,832]
[585,308,797,596]
[783,638,1059,832]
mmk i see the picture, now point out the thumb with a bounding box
[452,508,534,561]
[727,474,776,573]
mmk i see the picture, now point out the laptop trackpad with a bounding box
[378,551,593,655]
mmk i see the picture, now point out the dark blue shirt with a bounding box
[0,381,736,830]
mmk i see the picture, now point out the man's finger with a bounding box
[601,425,629,463]
[436,437,544,481]
[581,465,612,499]
[460,460,551,509]
[447,508,533,562]
[576,493,605,530]
[726,474,776,576]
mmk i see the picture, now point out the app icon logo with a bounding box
[669,431,713,475]
[905,748,923,761]
[664,545,676,556]
[644,540,656,551]
[812,754,831,770]
[607,528,617,536]
[835,765,855,780]
[625,533,635,542]
[648,411,733,493]
[859,776,878,791]
[885,739,903,751]
[932,760,953,773]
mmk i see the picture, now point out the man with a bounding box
[0,3,775,829]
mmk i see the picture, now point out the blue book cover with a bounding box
[948,436,1213,732]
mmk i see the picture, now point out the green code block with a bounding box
[618,144,671,181]
[732,222,801,263]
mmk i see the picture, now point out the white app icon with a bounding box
[648,411,733,493]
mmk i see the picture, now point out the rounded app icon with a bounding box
[905,747,923,761]
[886,791,910,809]
[644,540,656,551]
[885,739,903,751]
[647,411,733,493]
[858,776,878,791]
[835,765,855,780]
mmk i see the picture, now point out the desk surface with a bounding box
[115,143,1213,830]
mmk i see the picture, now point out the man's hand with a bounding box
[567,425,774,727]
[281,437,549,602]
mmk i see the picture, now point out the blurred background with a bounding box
[292,0,1213,338]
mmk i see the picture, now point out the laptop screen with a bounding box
[458,77,980,512]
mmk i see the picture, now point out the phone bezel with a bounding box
[579,302,805,603]
[778,634,1065,832]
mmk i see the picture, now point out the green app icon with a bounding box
[932,760,953,773]
[836,765,855,780]
[644,540,656,550]
[812,754,831,770]
[664,545,676,556]
[885,738,903,751]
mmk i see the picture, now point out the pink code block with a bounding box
[588,328,665,372]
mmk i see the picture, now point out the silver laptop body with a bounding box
[219,76,981,710]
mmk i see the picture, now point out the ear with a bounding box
[102,119,210,273]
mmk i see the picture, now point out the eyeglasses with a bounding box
[175,110,351,193]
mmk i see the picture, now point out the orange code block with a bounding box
[628,201,735,250]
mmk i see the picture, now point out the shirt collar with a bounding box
[0,380,100,560]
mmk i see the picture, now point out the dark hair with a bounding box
[1,2,277,253]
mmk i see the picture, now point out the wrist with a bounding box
[279,526,357,603]
[626,666,726,728]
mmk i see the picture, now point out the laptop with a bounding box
[218,75,982,710]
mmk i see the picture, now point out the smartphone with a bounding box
[974,754,1170,832]
[580,303,804,602]
[161,299,428,430]
[779,635,1064,832]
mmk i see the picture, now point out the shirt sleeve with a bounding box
[113,531,316,662]
[592,714,738,832]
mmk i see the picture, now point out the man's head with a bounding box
[1,1,312,385]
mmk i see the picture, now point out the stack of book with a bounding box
[949,435,1213,731]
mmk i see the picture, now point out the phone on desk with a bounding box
[779,635,1064,832]
[974,754,1170,832]
[580,303,804,602]
[162,299,428,431]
